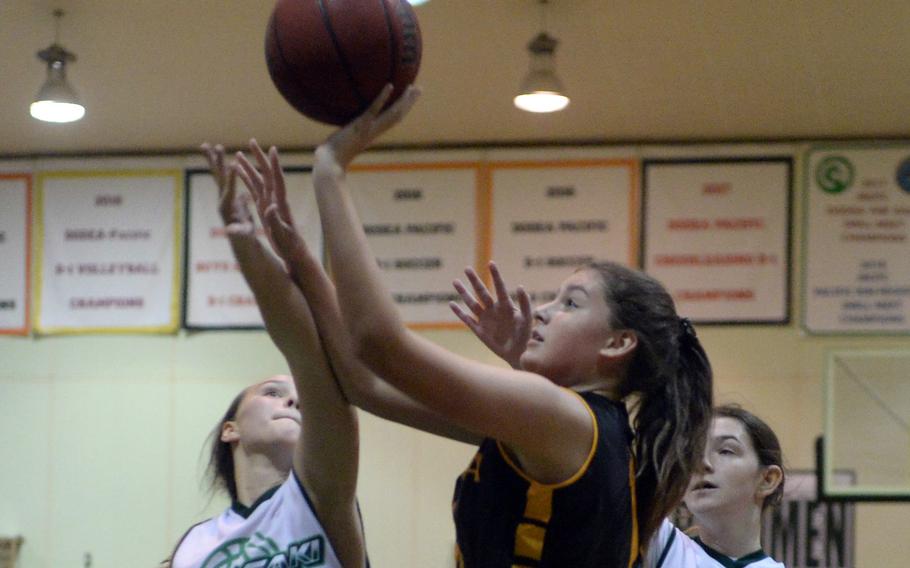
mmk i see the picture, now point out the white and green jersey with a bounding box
[644,520,786,568]
[172,472,343,568]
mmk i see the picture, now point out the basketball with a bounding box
[265,0,422,126]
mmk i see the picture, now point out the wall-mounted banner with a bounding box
[642,158,792,324]
[35,171,182,334]
[347,164,480,328]
[183,168,322,329]
[0,174,31,335]
[804,145,910,334]
[489,160,637,305]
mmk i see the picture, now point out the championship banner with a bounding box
[347,163,480,328]
[0,174,31,335]
[642,158,791,324]
[183,168,323,329]
[35,170,182,334]
[489,160,637,305]
[804,145,910,334]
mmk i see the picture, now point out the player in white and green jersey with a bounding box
[644,406,786,568]
[168,143,370,568]
[171,379,348,568]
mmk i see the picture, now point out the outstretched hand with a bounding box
[232,140,313,278]
[201,142,255,238]
[450,261,533,369]
[233,139,298,251]
[316,84,421,173]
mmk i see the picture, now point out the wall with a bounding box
[2,146,909,566]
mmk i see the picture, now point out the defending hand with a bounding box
[201,142,255,238]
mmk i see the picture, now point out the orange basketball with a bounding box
[265,0,422,125]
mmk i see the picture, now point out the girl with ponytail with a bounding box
[450,260,714,561]
[235,85,714,567]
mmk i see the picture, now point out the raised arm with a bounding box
[201,143,364,567]
[309,87,594,483]
[235,141,480,446]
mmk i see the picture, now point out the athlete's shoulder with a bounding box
[641,519,690,568]
[170,512,227,568]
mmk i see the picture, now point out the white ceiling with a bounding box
[2,0,909,157]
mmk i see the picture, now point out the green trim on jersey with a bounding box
[654,527,676,568]
[694,538,769,568]
[231,484,282,519]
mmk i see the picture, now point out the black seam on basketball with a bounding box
[379,0,397,85]
[269,11,292,79]
[316,0,367,109]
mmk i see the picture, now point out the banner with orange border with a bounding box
[34,170,182,334]
[0,174,32,335]
[347,162,483,329]
[486,159,639,306]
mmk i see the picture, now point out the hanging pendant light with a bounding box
[30,9,85,123]
[514,0,569,113]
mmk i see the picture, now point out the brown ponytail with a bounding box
[589,262,714,555]
[205,387,248,502]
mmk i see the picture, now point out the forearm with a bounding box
[287,243,481,444]
[312,155,409,353]
[227,233,323,368]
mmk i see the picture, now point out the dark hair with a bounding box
[206,387,249,502]
[589,262,713,555]
[714,404,785,509]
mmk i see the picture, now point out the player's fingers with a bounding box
[465,267,495,308]
[233,160,260,213]
[200,143,223,189]
[516,285,533,323]
[488,261,513,307]
[235,152,264,205]
[366,83,394,118]
[453,279,483,316]
[374,84,420,133]
[450,302,482,335]
[268,146,293,223]
[249,139,273,200]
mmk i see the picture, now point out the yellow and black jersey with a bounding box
[452,391,638,568]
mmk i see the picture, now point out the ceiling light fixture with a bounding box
[513,0,569,113]
[30,9,85,123]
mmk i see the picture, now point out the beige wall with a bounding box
[2,326,909,567]
[2,148,909,566]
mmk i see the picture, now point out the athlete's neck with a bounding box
[695,506,763,559]
[572,373,623,401]
[232,446,291,507]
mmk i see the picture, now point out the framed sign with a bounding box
[489,159,638,305]
[0,174,31,335]
[183,168,322,329]
[35,170,182,334]
[347,163,481,328]
[804,144,910,334]
[642,158,792,324]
